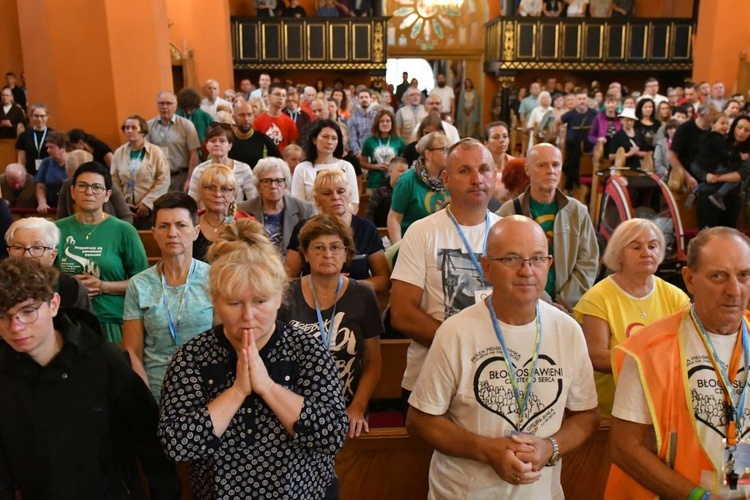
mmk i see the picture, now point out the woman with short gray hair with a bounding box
[238,157,314,254]
[5,217,92,312]
[573,218,690,416]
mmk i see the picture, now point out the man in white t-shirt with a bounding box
[407,215,599,499]
[429,74,455,122]
[199,79,231,119]
[391,138,501,413]
[411,94,460,144]
[607,227,750,499]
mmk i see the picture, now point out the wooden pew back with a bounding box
[138,230,160,266]
[371,339,409,400]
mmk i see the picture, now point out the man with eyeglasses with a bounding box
[391,138,500,416]
[407,215,599,498]
[15,103,53,176]
[0,258,180,499]
[253,82,299,151]
[146,90,201,192]
[0,162,36,208]
[498,143,598,312]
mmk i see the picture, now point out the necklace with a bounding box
[202,213,224,233]
[77,214,104,240]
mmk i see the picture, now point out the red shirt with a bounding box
[254,113,299,151]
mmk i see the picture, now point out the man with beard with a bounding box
[229,100,281,169]
[348,85,377,155]
[429,73,455,122]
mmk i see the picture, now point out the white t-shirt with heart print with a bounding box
[409,300,598,499]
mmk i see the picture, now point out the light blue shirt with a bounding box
[123,259,213,401]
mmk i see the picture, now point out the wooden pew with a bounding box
[336,427,432,500]
[561,418,611,499]
[371,339,409,400]
[137,230,160,266]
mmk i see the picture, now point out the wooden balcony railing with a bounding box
[231,16,388,72]
[485,16,693,73]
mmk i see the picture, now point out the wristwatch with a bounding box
[545,436,560,466]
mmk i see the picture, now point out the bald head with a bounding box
[487,215,547,256]
[233,100,255,133]
[205,79,220,100]
[4,163,27,190]
[310,98,329,120]
[425,94,442,115]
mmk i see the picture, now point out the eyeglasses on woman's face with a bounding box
[259,178,286,187]
[73,182,106,195]
[202,184,235,195]
[7,246,54,258]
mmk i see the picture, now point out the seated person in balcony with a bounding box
[611,0,633,17]
[565,0,589,17]
[543,0,563,16]
[0,163,36,209]
[346,0,371,17]
[255,0,277,17]
[317,0,341,17]
[607,107,648,169]
[518,0,542,16]
[282,0,308,17]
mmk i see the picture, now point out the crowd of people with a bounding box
[0,68,749,500]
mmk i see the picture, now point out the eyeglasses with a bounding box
[0,302,44,326]
[7,245,54,258]
[74,182,107,194]
[428,146,448,153]
[487,255,552,269]
[259,178,286,186]
[32,114,48,119]
[202,185,235,195]
[310,243,345,255]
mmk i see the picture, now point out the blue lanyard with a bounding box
[485,297,542,429]
[33,128,48,155]
[446,206,490,286]
[690,307,750,446]
[309,275,343,349]
[160,259,197,345]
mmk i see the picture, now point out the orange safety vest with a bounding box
[604,309,750,499]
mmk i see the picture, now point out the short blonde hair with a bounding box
[199,164,238,191]
[65,150,94,177]
[602,218,666,272]
[313,168,350,195]
[209,220,286,302]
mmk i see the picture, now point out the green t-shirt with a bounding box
[529,197,558,300]
[361,135,405,188]
[56,215,149,330]
[390,169,450,236]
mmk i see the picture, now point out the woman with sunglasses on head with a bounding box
[193,164,253,262]
[237,157,315,254]
[187,123,256,205]
[279,215,382,440]
[286,169,390,292]
[55,161,149,343]
[111,115,170,229]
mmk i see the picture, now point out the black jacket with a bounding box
[0,310,179,500]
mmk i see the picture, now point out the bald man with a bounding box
[407,215,598,498]
[0,163,36,208]
[498,144,598,311]
[200,79,231,119]
[228,100,281,169]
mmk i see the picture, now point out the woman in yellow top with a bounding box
[573,218,690,416]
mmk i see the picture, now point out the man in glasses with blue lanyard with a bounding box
[406,215,599,498]
[391,138,502,416]
[607,227,750,500]
[0,258,180,499]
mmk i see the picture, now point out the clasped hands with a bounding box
[486,433,553,486]
[232,330,274,399]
